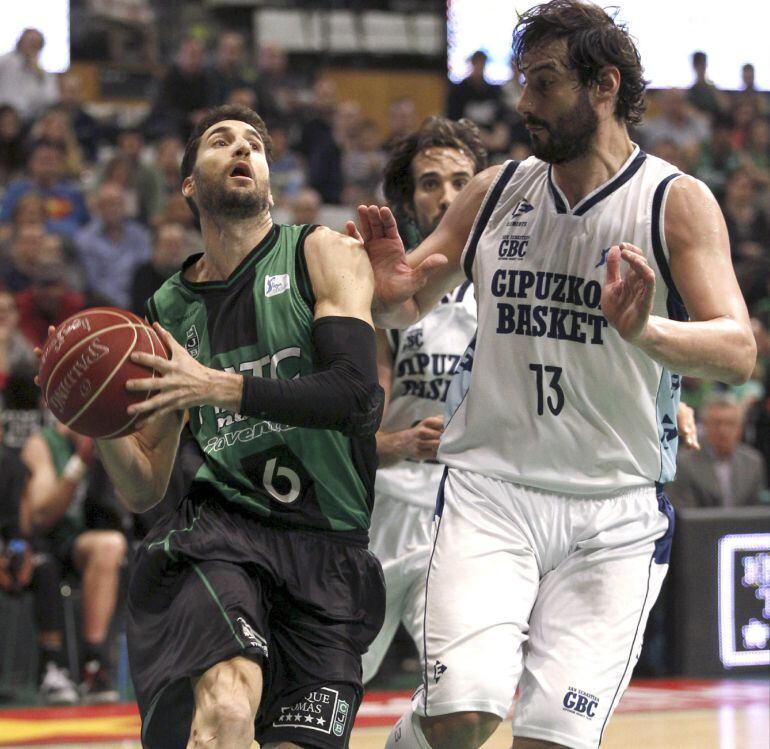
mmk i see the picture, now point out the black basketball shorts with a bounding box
[127,494,385,749]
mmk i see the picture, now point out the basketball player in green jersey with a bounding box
[93,105,386,749]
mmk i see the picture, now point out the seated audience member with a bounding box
[639,88,709,164]
[1,224,54,293]
[267,122,306,207]
[0,360,44,451]
[0,288,36,395]
[0,105,27,186]
[0,29,58,122]
[687,51,728,118]
[289,187,322,226]
[695,113,742,201]
[15,261,86,348]
[74,183,152,309]
[129,221,188,315]
[666,395,767,508]
[20,424,127,703]
[31,105,85,181]
[57,71,102,165]
[0,418,31,594]
[0,140,89,239]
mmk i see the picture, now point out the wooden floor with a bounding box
[1,680,767,749]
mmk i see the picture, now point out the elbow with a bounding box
[724,329,757,385]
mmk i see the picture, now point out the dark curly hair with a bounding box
[180,105,273,217]
[383,116,488,219]
[512,0,647,125]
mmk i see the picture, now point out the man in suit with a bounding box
[667,395,766,508]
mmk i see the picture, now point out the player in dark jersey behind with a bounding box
[91,105,386,749]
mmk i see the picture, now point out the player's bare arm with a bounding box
[373,328,443,467]
[359,165,500,328]
[601,176,755,383]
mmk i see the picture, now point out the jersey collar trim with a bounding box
[179,224,280,291]
[547,146,646,216]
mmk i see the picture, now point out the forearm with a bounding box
[28,460,86,532]
[376,429,414,468]
[95,411,183,512]
[635,315,756,384]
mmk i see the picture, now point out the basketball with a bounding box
[38,307,169,439]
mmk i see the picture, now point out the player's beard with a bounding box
[526,89,598,164]
[195,168,270,220]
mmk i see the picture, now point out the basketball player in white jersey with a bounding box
[360,117,487,683]
[355,2,755,748]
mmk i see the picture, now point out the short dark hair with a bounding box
[180,105,273,216]
[692,51,707,67]
[512,0,647,125]
[383,116,488,218]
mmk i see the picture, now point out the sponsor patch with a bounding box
[273,686,351,738]
[562,686,600,719]
[265,274,290,298]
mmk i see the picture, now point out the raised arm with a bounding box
[601,175,756,383]
[360,165,500,328]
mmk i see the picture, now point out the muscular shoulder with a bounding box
[304,225,374,320]
[664,175,725,254]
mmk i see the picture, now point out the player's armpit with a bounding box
[303,226,375,325]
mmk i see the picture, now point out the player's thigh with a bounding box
[418,469,540,719]
[71,529,127,571]
[514,493,671,749]
[192,654,264,721]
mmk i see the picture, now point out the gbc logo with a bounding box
[562,690,599,718]
[498,236,529,259]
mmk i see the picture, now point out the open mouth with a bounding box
[229,163,253,181]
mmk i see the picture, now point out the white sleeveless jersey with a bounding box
[376,282,477,507]
[440,147,686,495]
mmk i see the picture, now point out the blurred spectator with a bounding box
[20,424,126,703]
[0,191,47,250]
[152,133,184,205]
[738,116,770,193]
[0,29,58,122]
[130,220,188,314]
[256,43,301,121]
[648,138,692,174]
[207,31,253,106]
[153,192,204,254]
[57,71,103,165]
[639,88,708,165]
[0,418,31,594]
[446,50,509,157]
[0,105,26,186]
[147,36,210,140]
[0,288,36,396]
[298,78,344,203]
[268,122,306,206]
[74,182,152,308]
[695,113,741,200]
[31,105,85,180]
[686,51,727,118]
[0,140,90,239]
[16,261,86,348]
[289,187,322,226]
[342,119,386,205]
[720,167,770,308]
[1,224,59,293]
[730,99,758,150]
[382,97,418,152]
[738,63,768,116]
[0,359,44,451]
[666,395,767,508]
[102,128,165,222]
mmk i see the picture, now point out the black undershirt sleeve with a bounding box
[239,316,384,437]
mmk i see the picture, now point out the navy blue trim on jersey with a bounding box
[653,484,676,565]
[651,173,689,322]
[462,160,519,281]
[548,150,647,216]
[422,466,449,716]
[455,279,473,302]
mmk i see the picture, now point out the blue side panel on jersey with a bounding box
[462,160,519,280]
[653,484,676,564]
[656,367,681,483]
[443,332,476,425]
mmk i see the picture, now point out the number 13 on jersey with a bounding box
[529,364,564,416]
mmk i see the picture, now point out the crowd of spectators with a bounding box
[0,23,769,705]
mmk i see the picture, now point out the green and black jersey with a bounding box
[146,223,376,535]
[41,426,85,549]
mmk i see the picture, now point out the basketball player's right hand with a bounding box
[355,205,447,311]
[406,416,444,461]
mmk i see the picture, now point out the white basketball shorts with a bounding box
[363,493,434,683]
[413,467,674,749]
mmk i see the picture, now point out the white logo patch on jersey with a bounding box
[265,274,290,298]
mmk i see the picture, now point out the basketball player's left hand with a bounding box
[125,323,240,418]
[601,243,655,343]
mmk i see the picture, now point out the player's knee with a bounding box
[89,532,127,570]
[194,658,262,728]
[421,710,501,748]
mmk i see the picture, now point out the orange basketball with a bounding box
[39,307,169,439]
